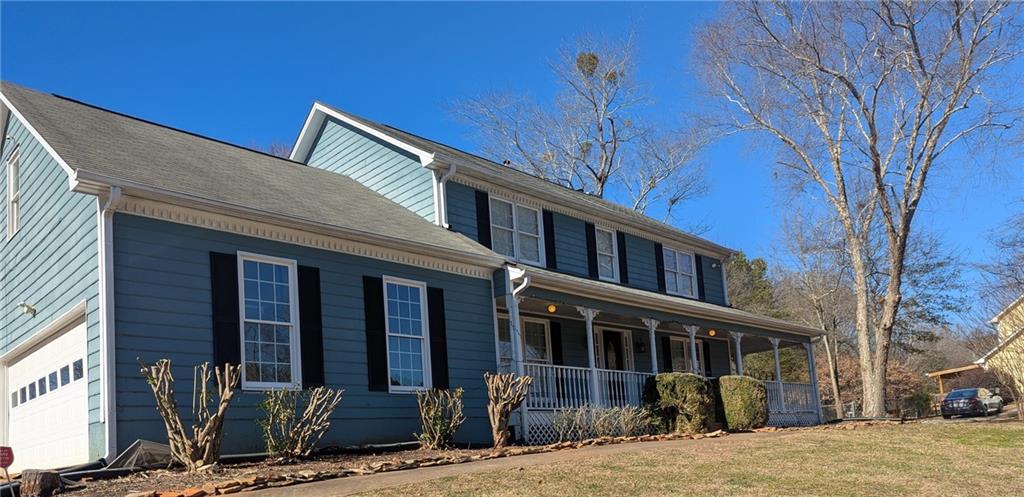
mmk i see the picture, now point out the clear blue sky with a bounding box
[2,2,1020,292]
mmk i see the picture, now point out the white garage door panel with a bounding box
[7,321,90,471]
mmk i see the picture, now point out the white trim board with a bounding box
[114,195,497,279]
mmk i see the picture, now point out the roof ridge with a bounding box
[47,90,306,167]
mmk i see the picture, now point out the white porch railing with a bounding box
[523,363,654,409]
[596,368,653,407]
[765,380,818,426]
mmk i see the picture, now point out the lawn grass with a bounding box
[356,422,1024,497]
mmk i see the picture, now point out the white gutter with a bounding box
[98,185,123,460]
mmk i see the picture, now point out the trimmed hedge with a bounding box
[717,375,768,430]
[643,372,715,434]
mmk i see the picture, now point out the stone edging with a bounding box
[125,430,730,497]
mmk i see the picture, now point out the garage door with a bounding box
[7,320,90,471]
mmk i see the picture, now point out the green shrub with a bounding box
[415,388,466,449]
[717,375,768,430]
[643,372,715,434]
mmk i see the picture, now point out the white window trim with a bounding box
[382,275,432,394]
[668,336,704,374]
[520,317,552,365]
[489,195,545,266]
[663,247,698,298]
[236,251,302,391]
[496,314,552,365]
[595,327,634,371]
[6,146,21,239]
[594,226,619,283]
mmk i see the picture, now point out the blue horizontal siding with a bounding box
[552,213,587,277]
[113,214,496,453]
[306,117,435,222]
[700,256,727,305]
[0,112,103,458]
[624,234,659,292]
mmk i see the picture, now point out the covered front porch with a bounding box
[498,266,823,444]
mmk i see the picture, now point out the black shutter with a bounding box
[550,321,564,365]
[474,190,492,249]
[543,210,557,270]
[695,254,706,301]
[363,276,388,391]
[616,232,629,285]
[210,252,241,368]
[427,287,449,390]
[298,266,324,389]
[660,336,672,372]
[654,243,666,292]
[703,340,713,377]
[584,222,598,278]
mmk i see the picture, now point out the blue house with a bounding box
[0,82,822,471]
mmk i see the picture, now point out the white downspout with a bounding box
[98,186,122,461]
[506,266,528,442]
[432,163,457,228]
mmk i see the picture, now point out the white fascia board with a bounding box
[452,168,735,259]
[71,170,505,270]
[991,294,1024,324]
[290,103,437,168]
[0,90,78,188]
[516,266,822,337]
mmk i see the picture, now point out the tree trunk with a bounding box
[19,470,64,497]
[823,334,842,419]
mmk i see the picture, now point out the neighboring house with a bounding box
[291,103,825,443]
[976,295,1024,395]
[0,82,823,472]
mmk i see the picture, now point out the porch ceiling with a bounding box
[510,265,821,342]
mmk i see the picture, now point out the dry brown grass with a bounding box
[356,422,1024,497]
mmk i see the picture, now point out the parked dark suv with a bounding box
[941,388,1003,419]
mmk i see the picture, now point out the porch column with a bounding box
[642,318,659,374]
[684,325,700,375]
[769,337,785,412]
[731,332,745,376]
[806,341,823,424]
[577,307,601,406]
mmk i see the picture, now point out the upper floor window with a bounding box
[239,253,301,389]
[595,227,618,282]
[383,276,431,392]
[7,147,21,238]
[490,197,543,265]
[663,247,697,297]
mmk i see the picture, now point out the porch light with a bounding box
[547,304,557,313]
[707,329,717,337]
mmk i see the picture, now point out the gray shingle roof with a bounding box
[1,82,498,261]
[315,102,735,257]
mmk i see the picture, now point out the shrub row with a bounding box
[643,372,769,433]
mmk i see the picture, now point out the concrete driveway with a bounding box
[924,402,1021,424]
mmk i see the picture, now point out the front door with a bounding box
[598,328,632,371]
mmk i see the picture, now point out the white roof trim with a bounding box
[72,170,506,273]
[290,103,437,167]
[513,264,822,337]
[975,327,1024,366]
[990,294,1024,324]
[0,90,79,188]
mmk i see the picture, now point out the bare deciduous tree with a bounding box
[698,0,1021,416]
[453,35,708,221]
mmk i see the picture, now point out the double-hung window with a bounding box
[6,147,20,238]
[663,247,697,297]
[383,276,431,392]
[595,227,618,281]
[496,316,551,371]
[239,253,301,389]
[489,197,543,264]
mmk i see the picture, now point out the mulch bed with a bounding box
[64,431,731,497]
